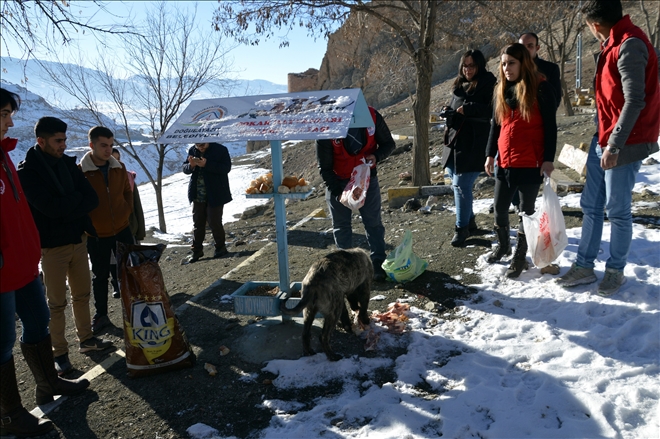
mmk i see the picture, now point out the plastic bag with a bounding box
[382,230,428,283]
[521,178,568,268]
[117,242,195,377]
[340,158,371,212]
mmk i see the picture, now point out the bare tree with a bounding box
[638,0,660,46]
[214,0,440,186]
[473,0,584,116]
[42,1,234,233]
[0,0,136,58]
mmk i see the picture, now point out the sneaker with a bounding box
[213,247,229,258]
[597,268,626,296]
[91,315,111,334]
[80,336,113,353]
[556,263,597,287]
[54,353,73,376]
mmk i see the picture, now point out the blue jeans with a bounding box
[576,136,642,271]
[445,164,480,228]
[1,277,51,364]
[326,175,386,262]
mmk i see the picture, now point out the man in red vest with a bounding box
[316,106,396,281]
[558,0,659,296]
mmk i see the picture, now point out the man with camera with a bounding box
[182,142,233,263]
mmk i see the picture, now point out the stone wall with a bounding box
[288,69,319,92]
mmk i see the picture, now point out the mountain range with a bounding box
[1,56,287,184]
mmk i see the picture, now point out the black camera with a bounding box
[439,106,455,119]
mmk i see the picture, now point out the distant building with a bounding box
[288,68,319,93]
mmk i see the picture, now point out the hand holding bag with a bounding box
[522,178,568,268]
[340,158,371,212]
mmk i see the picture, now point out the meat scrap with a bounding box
[372,302,410,334]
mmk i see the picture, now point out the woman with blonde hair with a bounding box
[484,43,556,278]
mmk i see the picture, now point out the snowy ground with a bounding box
[139,152,659,439]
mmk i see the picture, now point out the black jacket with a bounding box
[183,143,232,207]
[17,146,98,248]
[442,71,497,173]
[316,109,396,197]
[535,56,562,108]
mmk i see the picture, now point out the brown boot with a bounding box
[0,358,54,437]
[20,335,90,405]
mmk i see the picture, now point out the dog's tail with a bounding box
[279,290,310,316]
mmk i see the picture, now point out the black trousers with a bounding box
[493,178,541,234]
[87,226,134,317]
[192,202,226,252]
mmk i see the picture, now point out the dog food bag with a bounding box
[117,243,195,377]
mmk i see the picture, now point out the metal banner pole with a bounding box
[269,140,290,296]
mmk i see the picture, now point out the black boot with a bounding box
[451,226,470,247]
[506,232,529,278]
[0,358,54,437]
[487,225,511,263]
[20,335,90,405]
[468,216,478,232]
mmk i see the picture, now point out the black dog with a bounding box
[280,248,373,361]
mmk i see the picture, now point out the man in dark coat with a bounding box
[182,142,232,262]
[519,32,562,108]
[18,117,111,376]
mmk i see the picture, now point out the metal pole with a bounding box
[576,0,582,90]
[269,140,290,296]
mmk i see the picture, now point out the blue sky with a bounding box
[1,1,329,85]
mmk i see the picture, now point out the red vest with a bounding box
[332,107,378,179]
[497,101,545,169]
[1,137,41,293]
[595,15,660,147]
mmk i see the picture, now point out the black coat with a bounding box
[441,71,497,174]
[17,146,98,248]
[183,143,232,207]
[535,56,562,109]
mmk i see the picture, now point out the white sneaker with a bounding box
[597,268,626,296]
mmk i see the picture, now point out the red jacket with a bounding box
[595,15,660,147]
[331,107,378,179]
[1,137,41,292]
[497,102,545,169]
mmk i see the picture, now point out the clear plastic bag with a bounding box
[340,158,371,212]
[382,230,428,283]
[522,178,568,268]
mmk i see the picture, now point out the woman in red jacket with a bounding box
[0,88,88,437]
[484,44,556,278]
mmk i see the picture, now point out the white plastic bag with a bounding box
[382,230,428,283]
[340,158,371,212]
[522,178,568,268]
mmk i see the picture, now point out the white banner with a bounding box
[157,89,373,144]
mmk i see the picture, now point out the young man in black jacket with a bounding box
[18,117,111,376]
[519,32,562,108]
[182,142,233,262]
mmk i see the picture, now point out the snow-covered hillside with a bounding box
[1,56,287,184]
